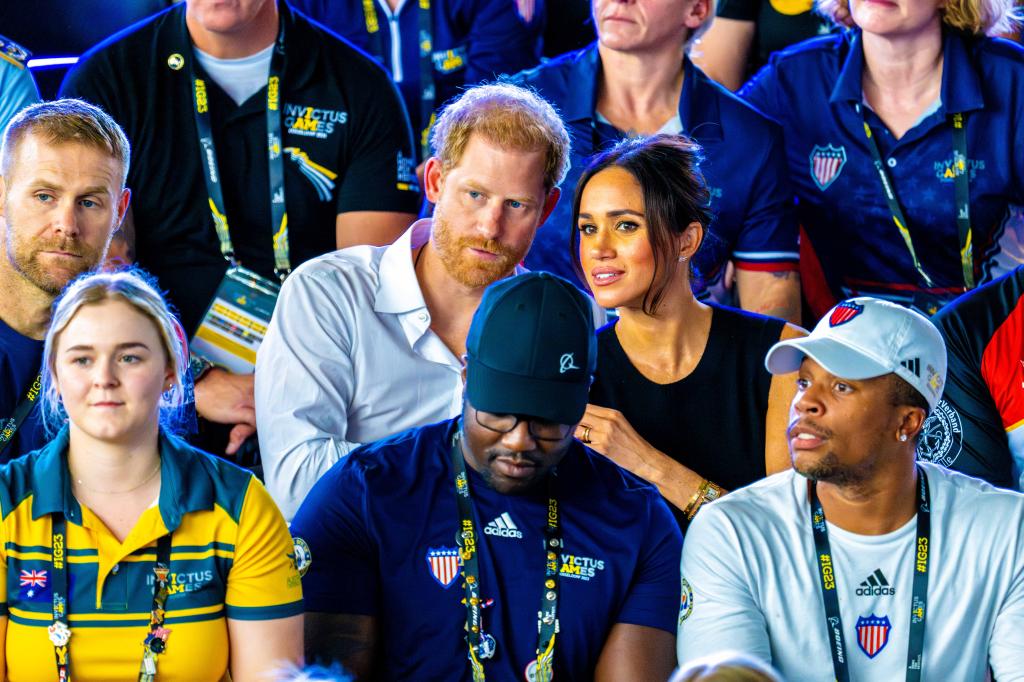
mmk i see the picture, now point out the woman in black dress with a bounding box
[572,134,806,522]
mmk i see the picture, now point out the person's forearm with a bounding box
[631,445,727,515]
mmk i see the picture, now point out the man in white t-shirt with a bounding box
[678,297,1024,681]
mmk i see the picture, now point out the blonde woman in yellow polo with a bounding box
[0,270,302,681]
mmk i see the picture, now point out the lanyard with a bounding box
[362,0,435,159]
[0,372,41,458]
[810,467,931,682]
[186,16,291,281]
[858,104,975,291]
[449,431,561,681]
[49,516,174,682]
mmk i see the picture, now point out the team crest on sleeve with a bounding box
[856,614,891,658]
[291,538,312,577]
[426,547,462,589]
[810,144,848,191]
[678,577,694,625]
[829,301,864,327]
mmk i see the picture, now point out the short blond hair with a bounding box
[429,83,571,191]
[41,269,189,436]
[816,0,1020,35]
[2,98,130,186]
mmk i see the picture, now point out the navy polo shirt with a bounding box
[291,418,682,681]
[741,29,1024,313]
[60,2,419,332]
[510,45,799,293]
[292,0,545,159]
[0,319,44,463]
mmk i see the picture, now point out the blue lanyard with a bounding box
[810,468,931,681]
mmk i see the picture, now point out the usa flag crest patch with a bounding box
[810,144,848,191]
[829,300,864,327]
[425,547,461,589]
[856,614,892,658]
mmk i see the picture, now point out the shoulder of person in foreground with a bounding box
[677,471,799,665]
[161,433,305,618]
[738,32,848,121]
[254,242,410,515]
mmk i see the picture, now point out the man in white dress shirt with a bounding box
[255,82,569,519]
[678,297,1024,681]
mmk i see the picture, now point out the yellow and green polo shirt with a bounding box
[0,428,303,682]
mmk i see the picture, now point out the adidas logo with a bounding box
[856,568,895,596]
[484,512,523,539]
[900,358,921,378]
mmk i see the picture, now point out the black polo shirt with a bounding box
[61,2,419,332]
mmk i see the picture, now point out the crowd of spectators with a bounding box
[1,0,1024,679]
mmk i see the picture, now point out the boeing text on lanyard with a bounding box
[858,104,974,316]
[450,430,560,681]
[810,467,931,682]
[185,14,288,373]
[362,0,438,160]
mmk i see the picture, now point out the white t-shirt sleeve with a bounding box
[255,265,362,521]
[677,502,773,666]
[988,510,1024,681]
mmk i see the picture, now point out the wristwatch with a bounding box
[188,352,216,382]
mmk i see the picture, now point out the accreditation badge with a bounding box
[190,266,280,374]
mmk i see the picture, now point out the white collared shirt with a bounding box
[256,220,467,520]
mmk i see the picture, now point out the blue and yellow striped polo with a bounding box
[0,428,303,682]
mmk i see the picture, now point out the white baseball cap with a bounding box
[764,297,947,412]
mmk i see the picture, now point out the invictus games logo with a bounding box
[916,398,963,467]
[284,103,347,139]
[558,554,605,581]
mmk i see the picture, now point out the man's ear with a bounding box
[423,157,445,204]
[685,0,711,30]
[900,406,928,442]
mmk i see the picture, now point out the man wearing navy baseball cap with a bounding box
[678,297,1024,681]
[293,272,682,681]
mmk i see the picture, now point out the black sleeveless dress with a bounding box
[589,304,785,518]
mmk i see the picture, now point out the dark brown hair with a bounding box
[571,134,712,314]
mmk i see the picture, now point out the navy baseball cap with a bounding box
[465,272,597,425]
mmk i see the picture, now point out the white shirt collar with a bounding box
[374,219,431,315]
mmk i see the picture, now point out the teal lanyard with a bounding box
[361,0,436,159]
[184,13,291,280]
[48,516,173,681]
[449,430,561,681]
[810,468,931,681]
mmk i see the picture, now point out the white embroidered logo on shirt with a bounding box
[483,512,523,539]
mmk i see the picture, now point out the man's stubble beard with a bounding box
[431,209,531,288]
[3,212,107,296]
[795,450,877,488]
